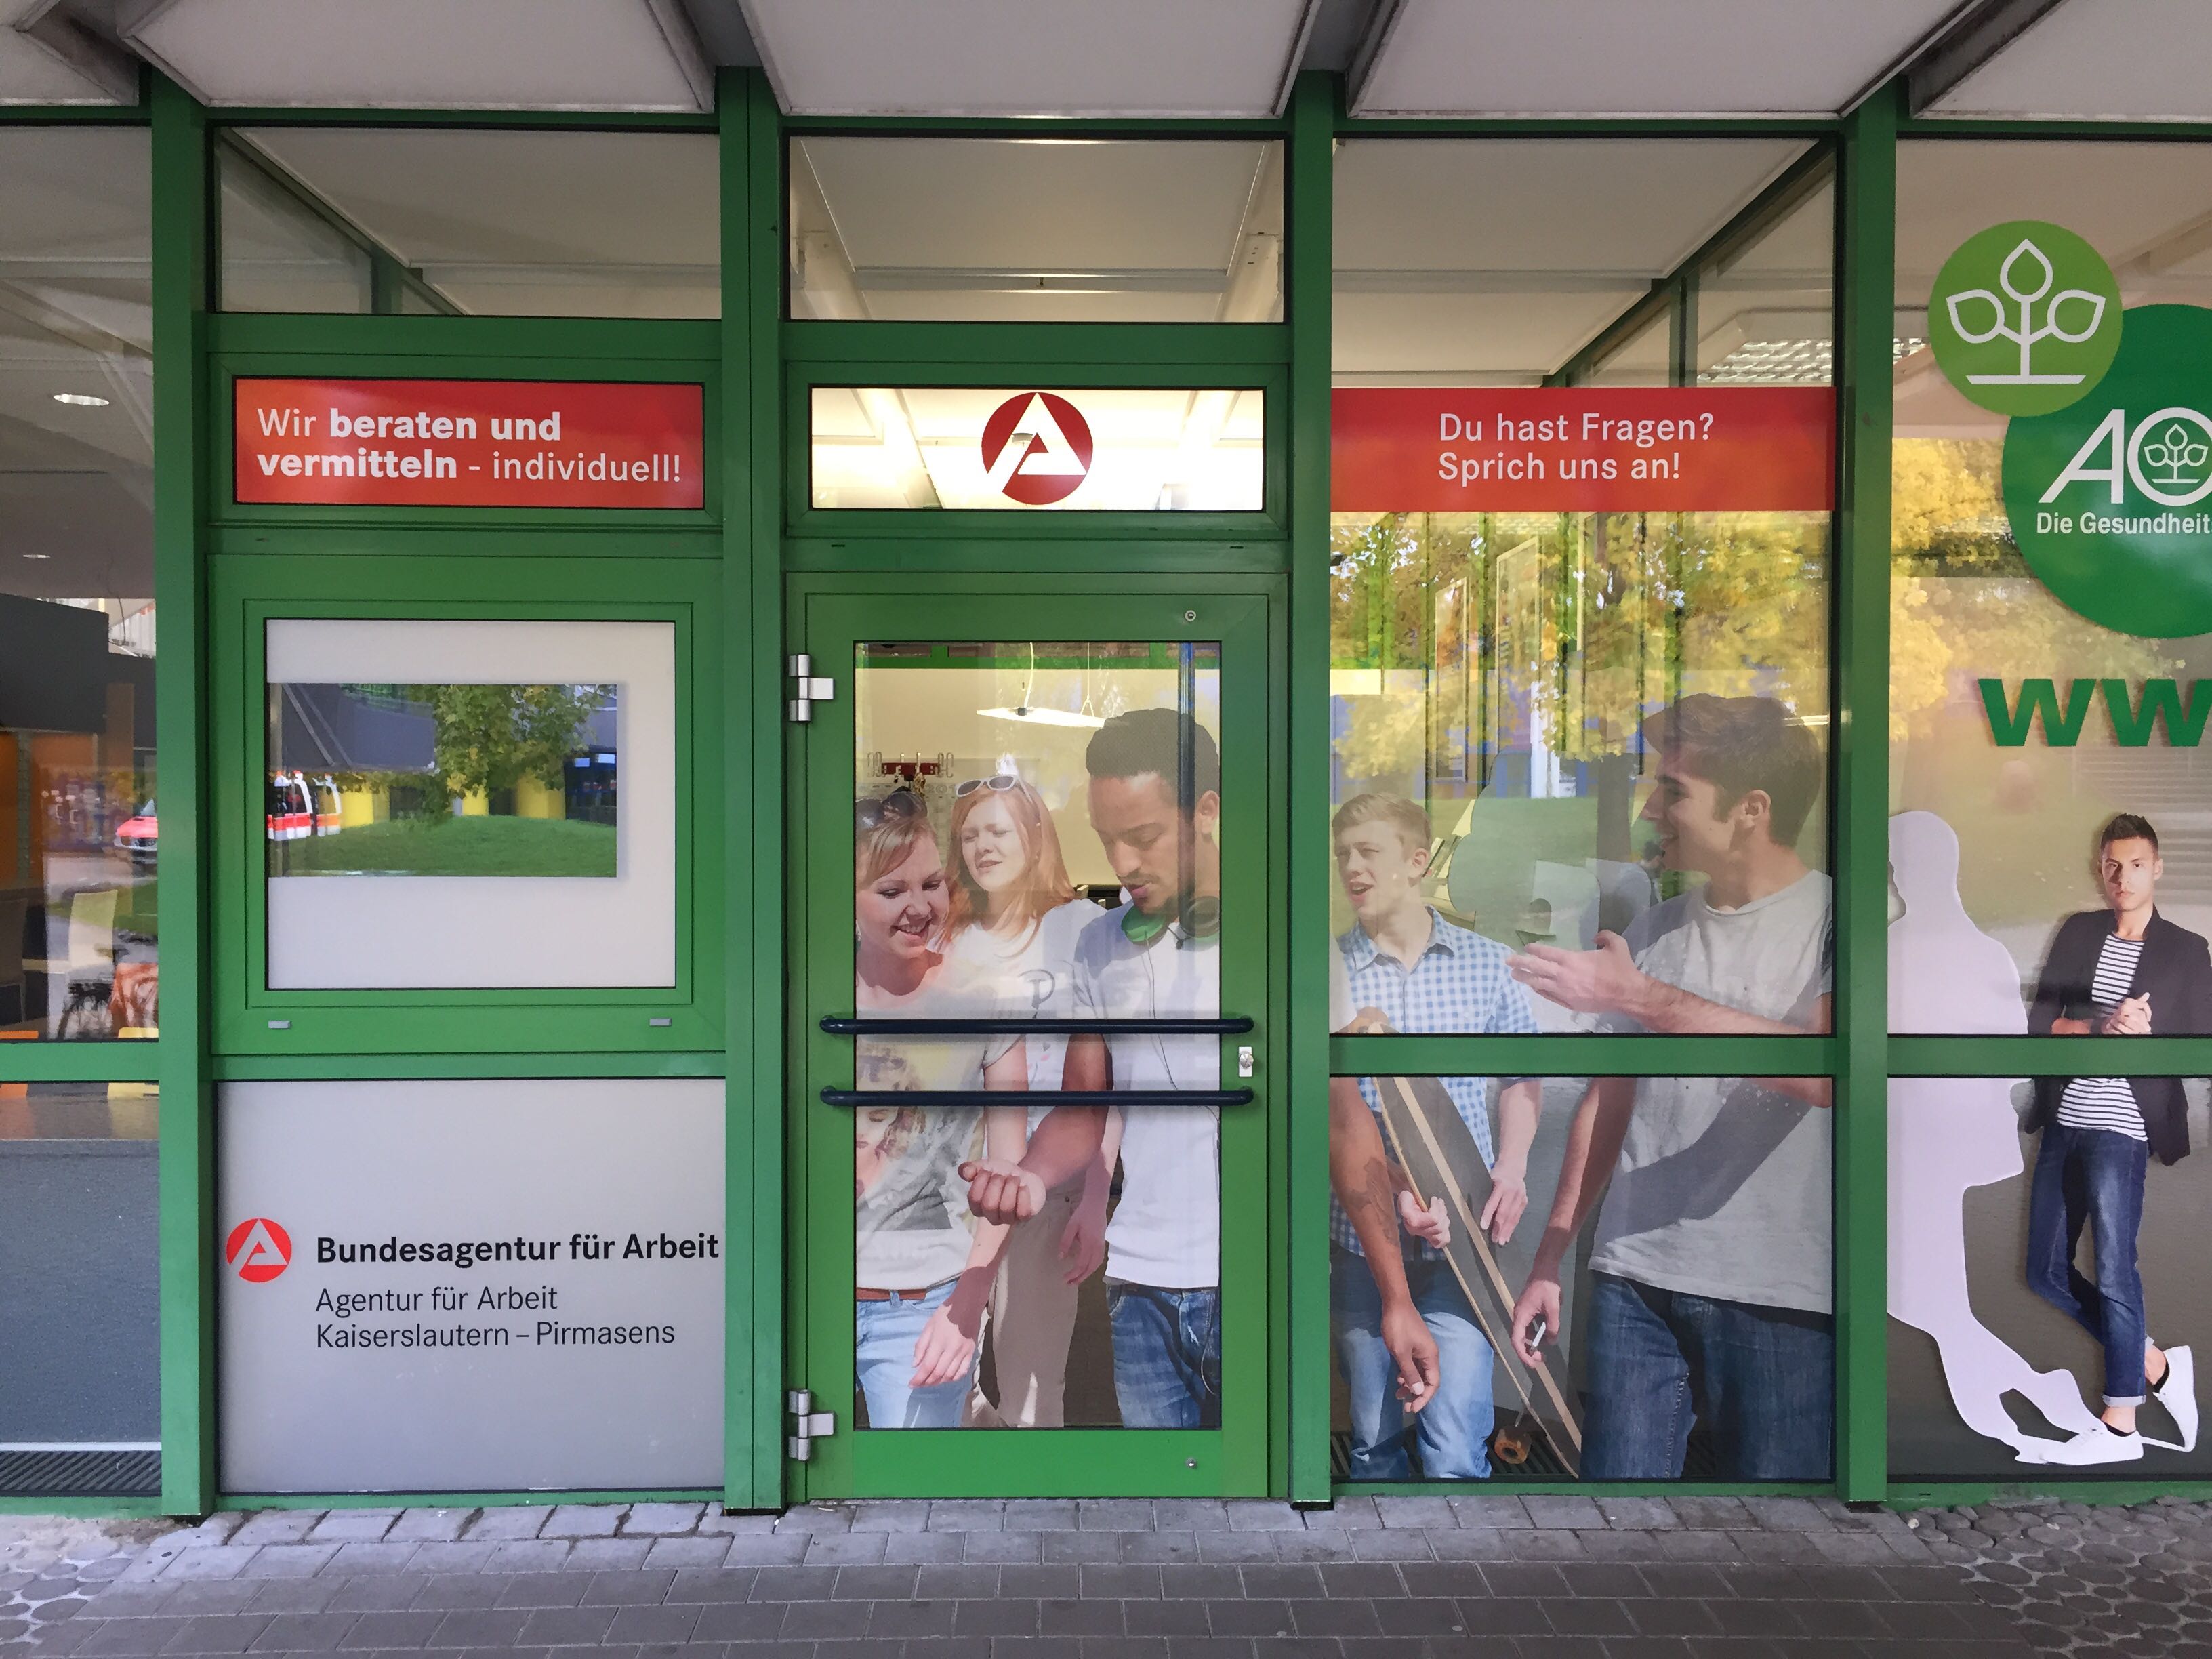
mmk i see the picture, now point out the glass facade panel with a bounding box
[262,619,674,990]
[0,127,156,1042]
[1893,142,2212,1028]
[1888,1075,2207,1480]
[851,643,1223,1429]
[220,129,719,317]
[0,1082,160,1495]
[1696,175,1835,386]
[1330,139,1834,1036]
[790,138,1283,324]
[810,386,1264,511]
[1330,1072,1831,1481]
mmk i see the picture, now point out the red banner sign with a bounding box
[234,378,705,509]
[1331,386,1835,513]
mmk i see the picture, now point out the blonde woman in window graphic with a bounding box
[1886,810,2125,1466]
[853,789,1028,1429]
[940,771,1108,1428]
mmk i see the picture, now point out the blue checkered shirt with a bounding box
[1330,909,1539,1258]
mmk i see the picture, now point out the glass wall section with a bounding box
[0,127,156,1042]
[1328,1072,1832,1483]
[0,1082,161,1496]
[1887,1076,2207,1481]
[1696,173,1835,386]
[1892,144,2212,1025]
[219,129,718,316]
[789,138,1283,323]
[810,386,1264,511]
[1328,141,1834,1036]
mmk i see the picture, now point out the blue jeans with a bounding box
[855,1281,972,1429]
[2027,1122,2150,1406]
[1582,1272,1833,1480]
[1108,1282,1221,1429]
[1332,1246,1494,1479]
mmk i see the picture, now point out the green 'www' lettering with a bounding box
[2101,679,2212,747]
[1980,678,2097,747]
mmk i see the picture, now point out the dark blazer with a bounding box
[2028,907,2212,1166]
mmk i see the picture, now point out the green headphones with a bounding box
[1120,895,1222,945]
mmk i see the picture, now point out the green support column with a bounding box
[720,65,788,1513]
[1834,83,1899,1505]
[150,73,215,1519]
[1286,70,1334,1505]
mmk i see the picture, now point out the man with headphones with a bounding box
[963,706,1225,1429]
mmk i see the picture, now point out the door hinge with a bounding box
[786,1389,836,1460]
[787,655,836,723]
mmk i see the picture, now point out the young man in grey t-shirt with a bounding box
[1504,695,1835,1480]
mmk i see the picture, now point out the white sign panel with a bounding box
[218,1078,724,1494]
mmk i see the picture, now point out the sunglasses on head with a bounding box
[855,788,923,830]
[954,773,1022,798]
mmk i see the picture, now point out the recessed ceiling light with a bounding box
[22,552,52,560]
[53,393,110,407]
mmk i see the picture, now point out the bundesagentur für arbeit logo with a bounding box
[226,1216,293,1282]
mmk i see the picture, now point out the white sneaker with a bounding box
[2036,1423,2146,1465]
[2150,1345,2197,1453]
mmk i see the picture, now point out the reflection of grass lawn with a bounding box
[277,817,617,878]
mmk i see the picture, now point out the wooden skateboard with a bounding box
[1372,1071,1584,1477]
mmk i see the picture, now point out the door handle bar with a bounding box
[820,1088,1254,1108]
[820,1016,1253,1036]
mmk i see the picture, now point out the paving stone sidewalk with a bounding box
[7,1496,2207,1658]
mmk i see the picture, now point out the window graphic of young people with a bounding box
[940,771,1105,1429]
[852,789,1028,1429]
[1330,792,1540,1479]
[1504,695,1834,1480]
[962,708,1225,1429]
[2025,813,2207,1456]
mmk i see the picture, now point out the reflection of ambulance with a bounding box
[265,771,340,840]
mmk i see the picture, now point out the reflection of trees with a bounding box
[1329,509,1828,794]
[412,683,611,812]
[1889,438,2164,740]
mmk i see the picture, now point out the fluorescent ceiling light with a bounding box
[977,705,1105,729]
[52,392,110,406]
[120,0,711,110]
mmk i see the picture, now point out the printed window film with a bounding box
[1888,1076,2206,1479]
[809,387,1264,512]
[1328,138,1834,1038]
[262,619,675,991]
[1894,143,2212,1030]
[0,128,157,1042]
[1327,1071,1832,1483]
[849,642,1224,1430]
[266,684,619,879]
[0,1083,160,1496]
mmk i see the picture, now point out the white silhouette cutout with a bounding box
[1946,237,2107,386]
[1887,811,2130,1465]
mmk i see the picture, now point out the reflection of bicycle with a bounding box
[1947,237,2106,385]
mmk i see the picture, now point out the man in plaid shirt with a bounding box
[1332,793,1541,1480]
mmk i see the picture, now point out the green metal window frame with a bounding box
[10,67,2212,1519]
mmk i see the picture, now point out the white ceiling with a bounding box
[1351,0,1964,118]
[1332,138,1807,380]
[737,0,1315,117]
[1927,0,2212,121]
[119,0,713,110]
[0,0,2207,123]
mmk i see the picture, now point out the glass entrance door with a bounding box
[791,586,1272,1498]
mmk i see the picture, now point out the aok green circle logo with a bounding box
[2004,305,2212,636]
[1930,222,2122,416]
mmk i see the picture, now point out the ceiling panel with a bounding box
[1,2,134,102]
[740,0,1314,116]
[120,0,711,110]
[1353,0,1961,117]
[1928,0,2212,121]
